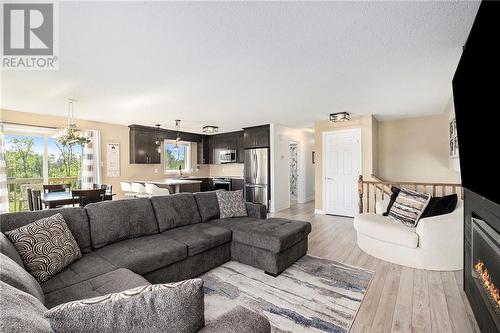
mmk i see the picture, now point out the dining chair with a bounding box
[72,189,106,207]
[43,184,71,193]
[26,188,34,211]
[131,182,149,198]
[94,184,113,195]
[145,183,170,196]
[31,190,43,211]
[120,182,135,197]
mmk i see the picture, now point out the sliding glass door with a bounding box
[3,128,82,212]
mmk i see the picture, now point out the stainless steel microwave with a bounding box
[219,150,237,163]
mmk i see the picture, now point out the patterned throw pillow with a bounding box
[216,190,248,219]
[6,213,82,282]
[388,187,431,227]
[45,279,205,333]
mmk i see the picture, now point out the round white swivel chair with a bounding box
[119,182,136,198]
[131,182,150,198]
[145,183,170,196]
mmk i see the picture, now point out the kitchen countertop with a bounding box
[132,179,203,185]
[181,176,244,180]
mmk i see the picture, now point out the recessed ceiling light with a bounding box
[329,112,350,122]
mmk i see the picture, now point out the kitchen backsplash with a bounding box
[208,163,244,178]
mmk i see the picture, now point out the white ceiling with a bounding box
[1,1,480,133]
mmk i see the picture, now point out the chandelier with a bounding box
[56,99,91,147]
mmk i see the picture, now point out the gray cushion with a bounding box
[194,191,220,222]
[6,213,82,283]
[245,202,268,219]
[150,193,202,231]
[216,190,248,218]
[0,231,23,267]
[41,252,116,294]
[231,218,312,253]
[200,306,271,333]
[45,279,204,333]
[0,207,91,253]
[44,268,150,309]
[161,223,231,256]
[95,234,187,275]
[86,198,159,248]
[0,281,53,333]
[0,253,45,304]
[207,216,258,230]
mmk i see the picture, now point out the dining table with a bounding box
[41,191,115,209]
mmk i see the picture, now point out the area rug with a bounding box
[201,256,374,333]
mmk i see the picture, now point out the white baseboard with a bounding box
[314,209,325,215]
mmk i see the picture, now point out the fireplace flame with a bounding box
[474,261,500,312]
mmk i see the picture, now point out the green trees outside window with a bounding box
[5,134,82,212]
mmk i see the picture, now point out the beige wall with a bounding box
[314,115,378,210]
[0,109,209,198]
[377,111,460,184]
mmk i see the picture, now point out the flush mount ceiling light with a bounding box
[329,112,350,122]
[202,125,219,133]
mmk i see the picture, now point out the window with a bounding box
[164,140,190,173]
[4,127,82,212]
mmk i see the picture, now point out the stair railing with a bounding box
[358,175,463,214]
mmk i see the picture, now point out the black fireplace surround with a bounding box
[464,189,500,332]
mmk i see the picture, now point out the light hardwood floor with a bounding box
[269,201,479,333]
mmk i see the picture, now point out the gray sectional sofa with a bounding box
[0,191,311,332]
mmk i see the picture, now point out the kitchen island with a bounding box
[131,178,202,194]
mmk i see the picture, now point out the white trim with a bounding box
[314,209,325,215]
[322,128,362,216]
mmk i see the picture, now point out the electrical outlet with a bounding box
[154,168,158,173]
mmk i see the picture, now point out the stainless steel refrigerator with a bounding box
[244,148,269,208]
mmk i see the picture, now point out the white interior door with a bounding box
[324,129,361,217]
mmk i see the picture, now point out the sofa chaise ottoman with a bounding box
[1,190,311,332]
[216,218,311,276]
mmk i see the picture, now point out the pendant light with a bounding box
[154,124,162,153]
[174,120,181,149]
[56,99,91,146]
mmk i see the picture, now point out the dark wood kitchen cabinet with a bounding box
[197,136,212,165]
[231,178,244,191]
[197,131,244,164]
[243,125,270,149]
[200,178,214,191]
[129,126,161,164]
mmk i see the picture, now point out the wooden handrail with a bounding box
[358,175,462,214]
[371,174,389,182]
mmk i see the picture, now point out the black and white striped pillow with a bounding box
[388,187,431,227]
[6,213,82,282]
